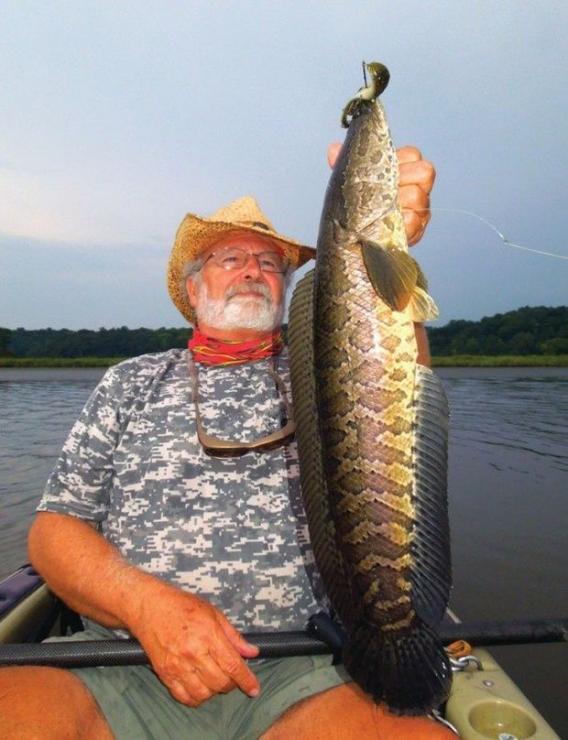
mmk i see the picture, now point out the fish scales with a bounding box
[317,137,417,623]
[288,62,452,715]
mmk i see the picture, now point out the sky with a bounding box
[1,1,567,330]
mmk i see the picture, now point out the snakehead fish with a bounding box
[288,62,452,714]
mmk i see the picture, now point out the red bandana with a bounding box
[188,329,284,366]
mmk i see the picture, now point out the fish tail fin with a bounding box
[360,240,439,320]
[343,619,452,715]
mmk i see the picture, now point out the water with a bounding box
[1,366,567,733]
[0,369,105,578]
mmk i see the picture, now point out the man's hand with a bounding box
[128,582,260,707]
[327,143,436,246]
[29,513,259,709]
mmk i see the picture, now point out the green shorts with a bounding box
[47,626,350,740]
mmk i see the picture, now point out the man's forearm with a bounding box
[28,511,159,630]
[29,512,261,704]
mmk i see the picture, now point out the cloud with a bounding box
[1,1,566,329]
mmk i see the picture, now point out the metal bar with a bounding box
[441,617,568,646]
[0,631,327,668]
[0,618,566,668]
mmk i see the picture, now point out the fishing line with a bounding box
[405,206,568,261]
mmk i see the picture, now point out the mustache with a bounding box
[225,282,272,302]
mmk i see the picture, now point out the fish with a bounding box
[288,62,452,715]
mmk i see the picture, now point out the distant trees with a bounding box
[541,338,568,354]
[0,326,191,358]
[427,306,568,356]
[0,305,566,357]
[0,327,13,356]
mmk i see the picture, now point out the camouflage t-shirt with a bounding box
[38,349,326,632]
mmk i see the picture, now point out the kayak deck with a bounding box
[0,565,561,739]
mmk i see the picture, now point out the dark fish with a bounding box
[288,62,452,714]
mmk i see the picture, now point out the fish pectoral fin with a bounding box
[360,240,417,311]
[410,287,439,322]
[361,240,439,320]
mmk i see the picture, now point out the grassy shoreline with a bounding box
[1,355,568,368]
[0,357,126,368]
[432,354,568,367]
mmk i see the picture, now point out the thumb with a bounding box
[327,141,342,169]
[218,615,259,658]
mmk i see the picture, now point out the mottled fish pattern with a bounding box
[288,64,452,714]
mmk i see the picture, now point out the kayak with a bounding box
[0,564,560,739]
[442,608,560,739]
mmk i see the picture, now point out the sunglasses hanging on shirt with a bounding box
[188,354,296,456]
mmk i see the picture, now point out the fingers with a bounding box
[168,678,194,706]
[166,667,221,708]
[212,642,260,698]
[400,180,431,244]
[179,624,259,704]
[166,652,236,707]
[208,614,260,697]
[398,156,436,194]
[396,146,436,246]
[159,636,259,708]
[137,588,261,709]
[396,145,422,164]
[400,181,431,246]
[218,613,259,658]
[192,653,237,695]
[176,645,258,706]
[327,141,342,169]
[403,208,430,246]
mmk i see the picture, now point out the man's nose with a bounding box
[241,254,263,279]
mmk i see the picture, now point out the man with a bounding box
[0,145,453,738]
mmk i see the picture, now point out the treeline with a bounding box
[0,327,191,358]
[1,306,567,357]
[427,306,568,356]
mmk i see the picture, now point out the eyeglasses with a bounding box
[188,355,296,456]
[204,247,289,274]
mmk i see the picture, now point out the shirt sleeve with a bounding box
[37,365,124,521]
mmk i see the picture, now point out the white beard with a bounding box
[195,281,284,331]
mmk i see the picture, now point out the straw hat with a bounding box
[168,196,316,324]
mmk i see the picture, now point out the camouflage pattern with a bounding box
[38,349,328,631]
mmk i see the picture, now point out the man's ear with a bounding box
[186,276,198,308]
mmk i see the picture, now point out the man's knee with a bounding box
[263,682,455,739]
[0,666,113,739]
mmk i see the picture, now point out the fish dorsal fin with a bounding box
[360,240,439,320]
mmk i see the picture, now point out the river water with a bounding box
[1,365,567,733]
